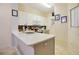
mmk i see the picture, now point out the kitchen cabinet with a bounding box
[12,31,55,55]
[34,37,55,55]
[19,11,45,25]
[12,33,34,55]
[33,15,45,25]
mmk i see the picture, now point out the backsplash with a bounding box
[18,25,48,33]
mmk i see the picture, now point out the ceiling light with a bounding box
[41,3,51,8]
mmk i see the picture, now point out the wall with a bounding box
[11,4,19,31]
[51,3,79,54]
[0,4,11,48]
[67,3,79,54]
[49,3,68,54]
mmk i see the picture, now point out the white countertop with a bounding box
[12,31,55,46]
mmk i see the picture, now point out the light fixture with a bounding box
[41,3,51,8]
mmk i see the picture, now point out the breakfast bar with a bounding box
[12,31,55,55]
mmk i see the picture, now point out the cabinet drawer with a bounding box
[34,38,55,55]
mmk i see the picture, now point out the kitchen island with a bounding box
[12,31,55,55]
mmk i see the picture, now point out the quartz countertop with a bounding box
[12,31,55,46]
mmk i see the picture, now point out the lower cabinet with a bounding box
[34,38,55,55]
[17,40,34,55]
[12,33,55,55]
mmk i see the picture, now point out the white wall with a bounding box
[51,3,79,54]
[49,4,68,52]
[0,4,11,48]
[11,4,19,31]
[67,3,79,54]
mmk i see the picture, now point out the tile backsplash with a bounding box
[18,25,48,33]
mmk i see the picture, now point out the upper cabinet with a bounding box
[33,14,45,25]
[19,11,45,25]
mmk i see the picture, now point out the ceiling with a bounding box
[24,3,54,13]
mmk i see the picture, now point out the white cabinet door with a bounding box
[19,11,45,25]
[19,11,35,25]
[17,39,34,55]
[39,16,45,25]
[33,15,45,25]
[12,33,34,55]
[19,11,28,25]
[27,13,35,25]
[12,34,18,48]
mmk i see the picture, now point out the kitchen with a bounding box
[11,3,55,55]
[0,3,79,55]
